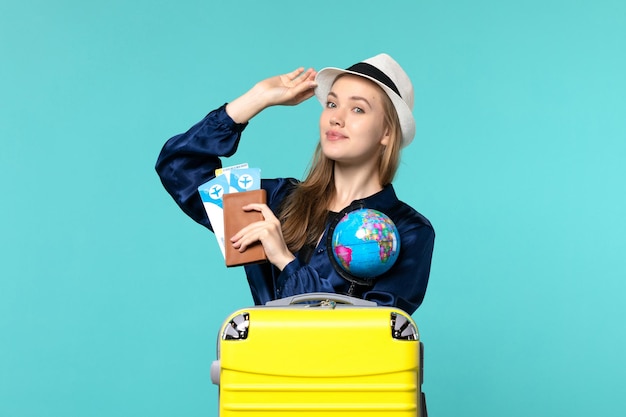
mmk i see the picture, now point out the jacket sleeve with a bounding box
[275,259,337,299]
[155,104,247,230]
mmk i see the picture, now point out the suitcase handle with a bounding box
[265,292,377,307]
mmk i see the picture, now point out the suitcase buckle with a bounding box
[319,299,337,308]
[303,299,337,308]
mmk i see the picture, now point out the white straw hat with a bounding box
[314,53,416,147]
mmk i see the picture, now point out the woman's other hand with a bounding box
[228,203,296,271]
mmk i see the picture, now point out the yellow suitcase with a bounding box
[210,293,427,416]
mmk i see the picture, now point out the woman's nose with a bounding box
[330,113,344,127]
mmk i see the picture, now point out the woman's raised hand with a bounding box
[225,67,317,124]
[257,67,318,106]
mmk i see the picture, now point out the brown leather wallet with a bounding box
[223,189,268,267]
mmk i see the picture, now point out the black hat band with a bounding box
[345,62,401,98]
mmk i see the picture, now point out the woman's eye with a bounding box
[326,101,336,108]
[353,107,364,113]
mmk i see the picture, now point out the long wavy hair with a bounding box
[279,78,404,253]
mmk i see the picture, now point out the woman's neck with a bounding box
[330,165,383,211]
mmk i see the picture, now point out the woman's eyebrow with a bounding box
[327,92,372,108]
[349,96,372,108]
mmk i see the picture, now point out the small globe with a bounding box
[328,208,400,284]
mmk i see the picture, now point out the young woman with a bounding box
[156,53,435,314]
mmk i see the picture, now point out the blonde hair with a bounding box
[279,79,403,252]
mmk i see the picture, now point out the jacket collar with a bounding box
[351,183,397,213]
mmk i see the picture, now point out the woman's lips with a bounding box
[326,130,347,141]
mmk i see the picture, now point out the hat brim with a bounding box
[314,67,416,148]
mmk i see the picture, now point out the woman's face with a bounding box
[319,75,390,166]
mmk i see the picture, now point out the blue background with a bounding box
[2,1,625,416]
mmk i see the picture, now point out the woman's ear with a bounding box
[380,127,391,146]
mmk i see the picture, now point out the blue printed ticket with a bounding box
[229,167,261,193]
[197,163,261,259]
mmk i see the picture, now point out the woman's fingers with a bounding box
[276,68,317,104]
[229,203,276,246]
[228,203,295,270]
